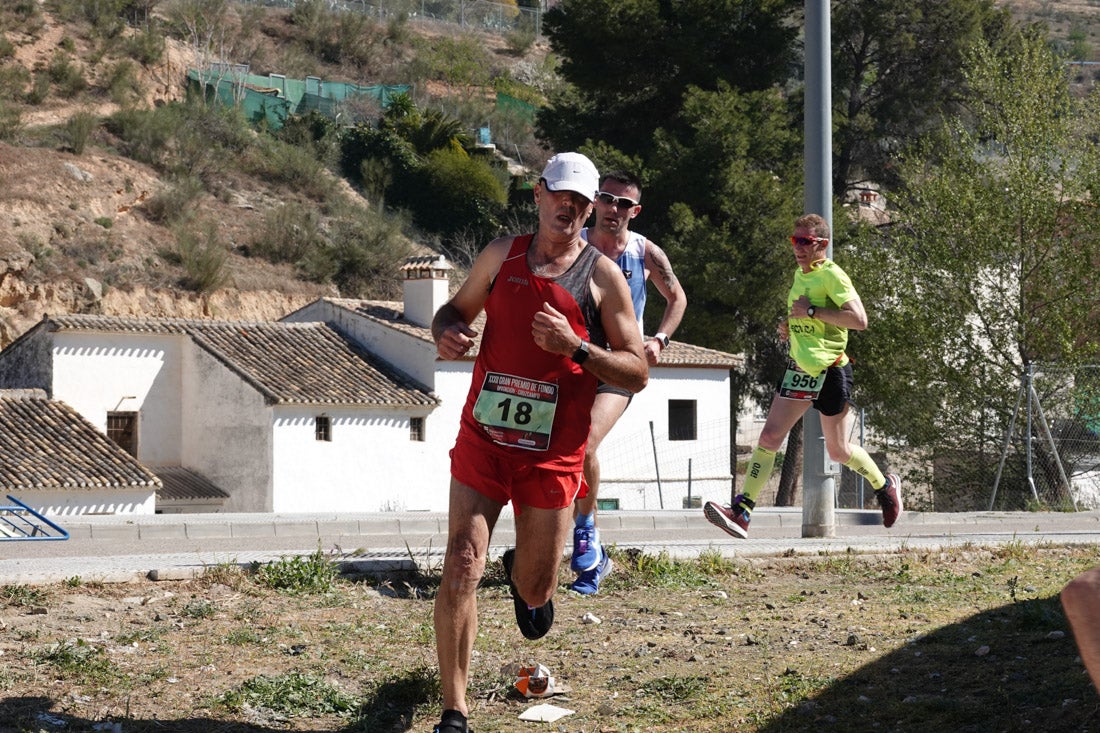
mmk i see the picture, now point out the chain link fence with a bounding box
[597,364,1100,515]
[986,364,1100,511]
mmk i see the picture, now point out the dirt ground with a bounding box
[2,543,1100,733]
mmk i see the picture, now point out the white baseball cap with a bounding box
[540,152,599,202]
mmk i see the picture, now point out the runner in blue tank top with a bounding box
[571,170,688,594]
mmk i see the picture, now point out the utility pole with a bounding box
[801,0,836,538]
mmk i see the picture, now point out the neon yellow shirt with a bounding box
[787,259,858,376]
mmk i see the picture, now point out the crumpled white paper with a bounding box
[517,703,576,722]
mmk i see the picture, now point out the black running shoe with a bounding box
[433,709,469,733]
[501,548,554,640]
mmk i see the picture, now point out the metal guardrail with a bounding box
[0,495,70,541]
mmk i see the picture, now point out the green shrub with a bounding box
[275,110,341,168]
[0,65,31,102]
[124,24,165,65]
[168,219,230,294]
[141,177,203,225]
[406,34,494,86]
[8,0,39,21]
[290,0,384,68]
[299,208,411,297]
[240,138,334,201]
[25,72,49,105]
[503,28,535,56]
[105,59,142,106]
[249,202,325,265]
[106,105,181,166]
[47,51,87,98]
[339,122,419,184]
[0,101,21,141]
[407,147,507,241]
[64,110,98,154]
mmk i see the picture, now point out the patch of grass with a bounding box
[255,548,339,595]
[30,640,119,686]
[2,584,48,607]
[115,625,171,645]
[225,627,263,646]
[216,670,359,718]
[199,561,252,591]
[612,547,724,589]
[181,598,216,619]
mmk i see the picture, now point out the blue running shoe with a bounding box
[571,522,600,572]
[570,546,612,595]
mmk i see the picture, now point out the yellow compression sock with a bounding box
[844,445,886,490]
[741,447,777,509]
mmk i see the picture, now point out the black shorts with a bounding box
[774,362,853,417]
[596,381,633,400]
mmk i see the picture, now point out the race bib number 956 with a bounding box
[472,372,558,451]
[778,359,825,401]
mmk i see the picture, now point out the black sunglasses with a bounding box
[595,191,640,210]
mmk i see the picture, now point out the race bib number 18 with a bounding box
[472,372,559,451]
[778,358,825,401]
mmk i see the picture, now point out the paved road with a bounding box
[3,508,1100,584]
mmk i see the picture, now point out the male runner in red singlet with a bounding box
[429,152,649,733]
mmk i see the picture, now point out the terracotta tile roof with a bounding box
[45,315,439,408]
[154,467,230,502]
[0,391,160,491]
[323,298,741,368]
[186,321,439,407]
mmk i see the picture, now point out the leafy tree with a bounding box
[538,0,799,160]
[405,146,507,242]
[846,28,1100,508]
[831,0,1012,197]
[646,83,802,408]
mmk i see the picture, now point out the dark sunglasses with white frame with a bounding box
[595,191,640,210]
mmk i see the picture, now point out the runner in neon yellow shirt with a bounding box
[704,213,902,538]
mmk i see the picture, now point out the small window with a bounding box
[107,411,138,456]
[596,498,619,511]
[410,416,425,442]
[668,399,697,441]
[315,415,331,442]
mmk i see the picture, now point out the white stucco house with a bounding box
[0,255,742,515]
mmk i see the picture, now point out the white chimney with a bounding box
[401,254,452,328]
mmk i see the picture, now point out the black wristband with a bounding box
[571,340,590,365]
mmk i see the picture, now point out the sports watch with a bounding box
[806,305,817,318]
[655,332,670,349]
[572,340,590,365]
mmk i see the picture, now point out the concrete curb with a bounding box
[3,510,1100,585]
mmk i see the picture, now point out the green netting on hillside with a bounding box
[496,92,536,124]
[187,69,410,130]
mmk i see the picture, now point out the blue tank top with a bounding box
[582,228,646,335]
